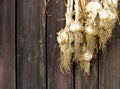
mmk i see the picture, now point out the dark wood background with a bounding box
[0,0,120,89]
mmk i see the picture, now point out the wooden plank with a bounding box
[0,0,15,89]
[99,6,120,88]
[99,25,120,89]
[17,0,46,89]
[75,59,98,89]
[47,0,74,89]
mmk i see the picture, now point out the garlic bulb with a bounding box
[86,0,102,13]
[107,0,118,7]
[85,25,98,35]
[83,51,93,61]
[99,9,116,20]
[57,29,68,44]
[70,22,83,32]
[86,0,102,20]
[99,9,109,19]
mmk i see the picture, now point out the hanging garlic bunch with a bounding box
[57,0,119,75]
[98,0,118,49]
[57,0,74,71]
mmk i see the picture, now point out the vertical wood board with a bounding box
[0,0,15,89]
[17,0,46,89]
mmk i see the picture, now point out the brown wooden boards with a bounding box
[17,0,46,89]
[2,0,119,89]
[99,23,120,89]
[99,38,120,89]
[0,0,15,89]
[46,0,74,89]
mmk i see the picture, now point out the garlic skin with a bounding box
[87,12,97,19]
[86,0,102,20]
[85,25,98,35]
[99,20,105,28]
[83,51,93,61]
[57,29,68,44]
[107,0,118,7]
[70,22,83,32]
[99,9,116,20]
[86,1,102,13]
[99,9,109,19]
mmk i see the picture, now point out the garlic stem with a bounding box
[66,0,73,26]
[103,0,109,8]
[66,0,71,15]
[70,0,74,14]
[75,0,81,21]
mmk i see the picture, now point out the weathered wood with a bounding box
[17,0,46,89]
[99,28,120,89]
[75,59,98,89]
[0,0,15,89]
[47,0,74,89]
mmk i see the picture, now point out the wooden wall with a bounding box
[0,0,120,89]
[0,0,15,89]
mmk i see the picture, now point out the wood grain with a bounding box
[17,0,46,89]
[99,38,120,89]
[0,0,15,89]
[1,0,119,89]
[47,0,74,89]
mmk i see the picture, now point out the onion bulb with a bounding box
[70,22,83,32]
